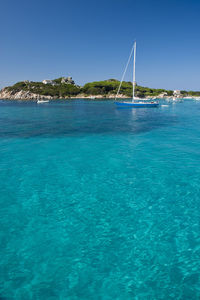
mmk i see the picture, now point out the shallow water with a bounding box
[0,99,200,299]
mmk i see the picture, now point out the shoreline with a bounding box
[0,89,198,101]
[0,95,197,101]
[0,91,131,100]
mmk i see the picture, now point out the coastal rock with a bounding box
[108,94,129,99]
[69,93,129,99]
[0,88,54,100]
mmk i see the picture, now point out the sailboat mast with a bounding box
[132,41,136,101]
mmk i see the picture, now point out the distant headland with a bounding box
[0,76,199,100]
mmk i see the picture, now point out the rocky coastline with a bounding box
[0,88,54,100]
[0,88,129,100]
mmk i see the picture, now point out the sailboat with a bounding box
[115,41,159,107]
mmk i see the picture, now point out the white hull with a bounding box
[37,100,49,103]
[133,97,150,101]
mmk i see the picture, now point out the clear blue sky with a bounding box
[1,0,200,90]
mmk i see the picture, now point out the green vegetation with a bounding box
[82,80,174,97]
[4,78,200,98]
[185,91,200,97]
[7,81,80,98]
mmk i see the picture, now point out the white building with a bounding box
[173,90,181,97]
[42,80,56,85]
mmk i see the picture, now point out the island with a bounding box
[0,76,199,100]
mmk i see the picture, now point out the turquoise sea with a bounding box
[0,99,200,299]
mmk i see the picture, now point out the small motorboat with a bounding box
[37,99,49,104]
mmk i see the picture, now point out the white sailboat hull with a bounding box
[115,101,159,107]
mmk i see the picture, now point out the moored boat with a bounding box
[115,41,159,108]
[37,99,49,103]
[115,101,159,107]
